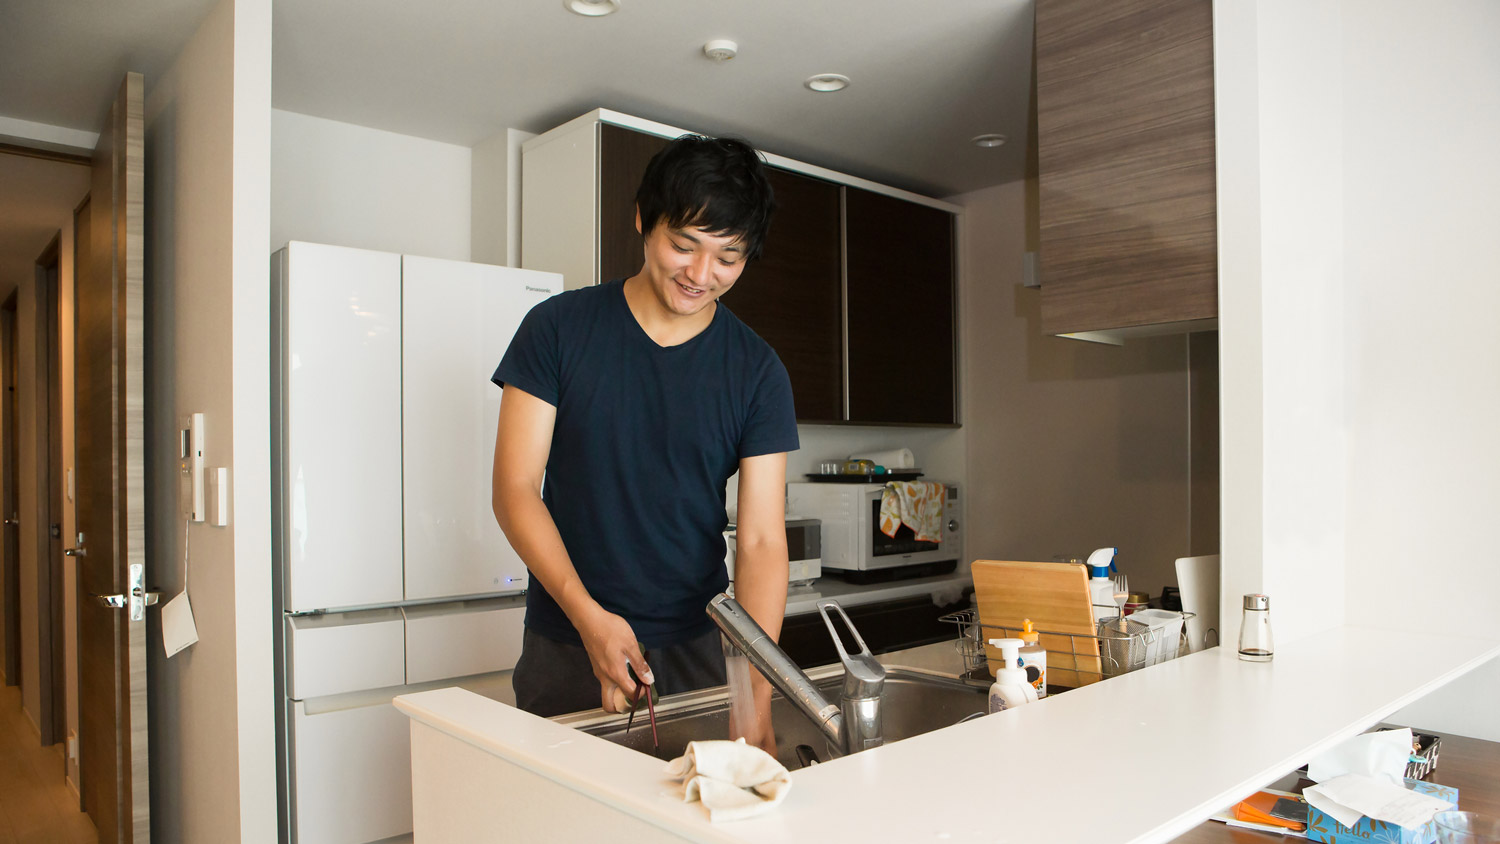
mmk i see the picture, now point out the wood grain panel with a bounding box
[1036,0,1218,335]
[721,168,844,423]
[80,71,147,844]
[598,123,669,285]
[972,559,1102,688]
[844,187,956,425]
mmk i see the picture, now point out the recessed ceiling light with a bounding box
[703,40,738,62]
[564,0,620,17]
[804,74,851,93]
[972,133,1008,148]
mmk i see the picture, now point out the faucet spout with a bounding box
[706,593,886,756]
[707,594,844,750]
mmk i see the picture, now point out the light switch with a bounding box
[210,467,229,527]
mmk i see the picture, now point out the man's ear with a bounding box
[634,205,642,236]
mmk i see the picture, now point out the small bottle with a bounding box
[1238,594,1273,662]
[1018,619,1048,699]
[987,638,1040,712]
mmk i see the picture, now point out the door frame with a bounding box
[1,292,18,689]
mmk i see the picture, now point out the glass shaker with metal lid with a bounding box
[1238,593,1273,662]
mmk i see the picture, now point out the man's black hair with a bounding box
[634,134,776,260]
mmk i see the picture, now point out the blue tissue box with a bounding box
[1305,779,1458,844]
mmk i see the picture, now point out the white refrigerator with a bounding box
[271,241,559,843]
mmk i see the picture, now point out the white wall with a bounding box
[471,128,534,267]
[1215,0,1500,740]
[1214,0,1349,647]
[271,109,472,260]
[1337,0,1500,739]
[144,0,275,840]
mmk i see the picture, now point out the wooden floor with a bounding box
[0,684,96,844]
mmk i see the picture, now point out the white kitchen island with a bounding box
[394,626,1499,844]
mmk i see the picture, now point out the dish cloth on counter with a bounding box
[879,481,946,542]
[664,738,792,822]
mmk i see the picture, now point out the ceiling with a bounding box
[1,0,1035,199]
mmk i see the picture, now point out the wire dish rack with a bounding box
[939,607,1195,689]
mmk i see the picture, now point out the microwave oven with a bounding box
[786,482,962,575]
[724,518,822,586]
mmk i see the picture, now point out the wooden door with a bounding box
[843,188,957,425]
[598,122,669,284]
[2,294,17,688]
[723,168,844,423]
[76,71,150,843]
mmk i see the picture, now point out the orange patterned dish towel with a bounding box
[878,481,946,542]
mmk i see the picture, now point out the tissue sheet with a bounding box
[1308,728,1412,786]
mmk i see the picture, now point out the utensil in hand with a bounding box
[624,664,658,754]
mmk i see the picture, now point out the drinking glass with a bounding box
[1435,811,1500,844]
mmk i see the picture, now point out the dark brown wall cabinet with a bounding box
[1035,0,1218,336]
[587,121,957,426]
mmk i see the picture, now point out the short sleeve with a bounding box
[738,355,800,458]
[492,297,561,406]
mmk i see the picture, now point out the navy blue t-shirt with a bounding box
[493,279,799,647]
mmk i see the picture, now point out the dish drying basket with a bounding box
[939,607,1194,689]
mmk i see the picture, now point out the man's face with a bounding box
[636,210,748,318]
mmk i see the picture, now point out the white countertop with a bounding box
[396,626,1500,844]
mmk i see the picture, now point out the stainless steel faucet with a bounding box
[706,593,886,757]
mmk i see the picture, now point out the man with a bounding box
[490,134,796,754]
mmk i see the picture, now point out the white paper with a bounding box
[1308,728,1411,785]
[1304,774,1453,831]
[162,591,199,657]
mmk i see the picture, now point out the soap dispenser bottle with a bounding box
[1018,619,1048,699]
[987,638,1040,713]
[1086,547,1119,623]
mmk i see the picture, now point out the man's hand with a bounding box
[575,606,653,713]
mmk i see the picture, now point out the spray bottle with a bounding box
[987,638,1039,713]
[1086,547,1120,623]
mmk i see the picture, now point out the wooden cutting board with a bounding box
[972,559,1102,687]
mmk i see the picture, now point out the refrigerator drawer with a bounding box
[404,598,525,685]
[291,699,412,844]
[287,610,405,700]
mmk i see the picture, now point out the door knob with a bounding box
[3,519,17,527]
[65,547,87,557]
[92,563,160,621]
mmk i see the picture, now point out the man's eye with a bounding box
[718,257,739,267]
[671,242,691,253]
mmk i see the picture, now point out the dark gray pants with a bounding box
[512,627,728,718]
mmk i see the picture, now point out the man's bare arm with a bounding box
[491,384,650,712]
[730,451,790,755]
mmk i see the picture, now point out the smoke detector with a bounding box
[972,133,1008,148]
[703,40,738,62]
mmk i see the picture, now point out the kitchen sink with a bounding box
[551,666,989,770]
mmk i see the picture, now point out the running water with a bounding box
[722,634,757,742]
